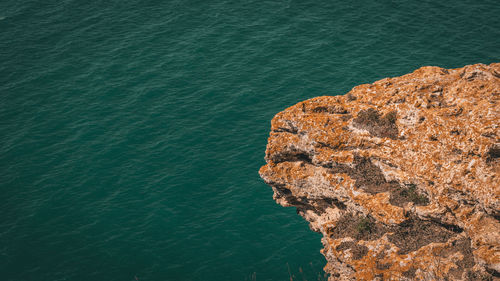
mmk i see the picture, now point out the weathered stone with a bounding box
[259,63,500,280]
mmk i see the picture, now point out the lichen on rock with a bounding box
[259,63,500,280]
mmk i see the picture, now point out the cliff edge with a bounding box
[259,63,500,280]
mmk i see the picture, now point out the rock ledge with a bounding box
[259,63,500,280]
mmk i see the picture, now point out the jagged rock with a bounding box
[259,63,500,280]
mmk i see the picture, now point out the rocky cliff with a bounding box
[259,63,500,280]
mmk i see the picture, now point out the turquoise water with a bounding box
[0,0,498,280]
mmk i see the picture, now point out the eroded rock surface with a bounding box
[259,63,500,280]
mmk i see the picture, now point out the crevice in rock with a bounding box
[481,132,497,139]
[485,268,500,278]
[429,218,464,233]
[316,141,343,150]
[285,152,312,163]
[273,127,298,134]
[272,184,347,218]
[273,185,319,216]
[311,105,349,114]
[269,150,313,164]
[271,183,291,197]
[316,141,360,151]
[273,120,299,134]
[461,70,486,81]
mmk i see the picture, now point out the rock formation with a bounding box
[259,63,500,280]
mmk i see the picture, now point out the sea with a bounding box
[0,0,498,280]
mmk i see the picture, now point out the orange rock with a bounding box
[259,63,500,280]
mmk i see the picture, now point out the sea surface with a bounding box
[0,0,499,280]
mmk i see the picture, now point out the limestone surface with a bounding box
[259,63,500,280]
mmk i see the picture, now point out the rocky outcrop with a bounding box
[259,63,500,280]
